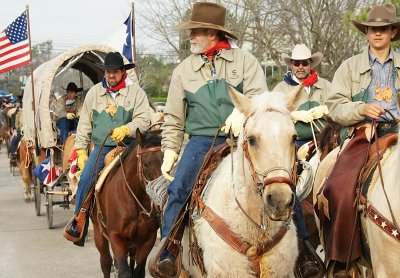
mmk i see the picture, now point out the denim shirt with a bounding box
[367,50,400,120]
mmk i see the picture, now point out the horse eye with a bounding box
[247,136,256,146]
[292,134,298,143]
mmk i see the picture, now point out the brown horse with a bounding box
[0,106,13,155]
[91,130,163,278]
[18,139,46,202]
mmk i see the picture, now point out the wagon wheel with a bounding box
[46,193,53,229]
[33,177,42,216]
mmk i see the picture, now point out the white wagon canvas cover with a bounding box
[22,44,137,148]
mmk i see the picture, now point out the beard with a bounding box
[190,38,208,54]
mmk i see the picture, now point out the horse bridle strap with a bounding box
[200,203,288,277]
[136,145,161,185]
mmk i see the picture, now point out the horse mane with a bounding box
[108,130,162,176]
[317,117,341,158]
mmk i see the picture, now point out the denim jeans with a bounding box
[57,117,77,144]
[73,144,114,215]
[293,189,309,241]
[161,135,226,238]
[9,129,22,158]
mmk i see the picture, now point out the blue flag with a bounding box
[32,157,57,187]
[122,13,133,62]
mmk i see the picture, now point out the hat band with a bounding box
[368,17,392,23]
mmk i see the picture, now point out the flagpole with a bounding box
[131,0,136,63]
[26,4,39,157]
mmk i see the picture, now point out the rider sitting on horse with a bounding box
[274,44,331,277]
[156,2,268,276]
[317,4,400,277]
[63,52,151,246]
[9,97,23,163]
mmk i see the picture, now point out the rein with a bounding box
[118,143,161,219]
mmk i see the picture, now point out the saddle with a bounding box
[148,141,231,277]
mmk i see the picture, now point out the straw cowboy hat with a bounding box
[103,52,135,70]
[281,44,323,68]
[176,2,238,40]
[352,4,400,41]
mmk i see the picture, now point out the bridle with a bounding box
[234,110,297,231]
[117,142,161,219]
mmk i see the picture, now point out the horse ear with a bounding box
[286,84,304,111]
[135,128,144,146]
[228,86,251,115]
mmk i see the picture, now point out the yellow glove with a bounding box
[221,108,246,137]
[66,113,76,120]
[308,105,329,119]
[111,125,131,142]
[161,149,178,181]
[291,110,314,123]
[76,149,88,171]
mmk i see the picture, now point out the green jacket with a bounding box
[74,81,150,149]
[274,77,331,140]
[161,48,268,153]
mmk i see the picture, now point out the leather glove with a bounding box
[291,110,314,123]
[76,149,88,171]
[221,108,245,137]
[161,149,178,182]
[111,125,131,143]
[66,112,76,120]
[309,105,329,119]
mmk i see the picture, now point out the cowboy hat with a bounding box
[175,2,238,40]
[103,52,135,70]
[63,82,83,93]
[352,4,400,41]
[282,44,323,68]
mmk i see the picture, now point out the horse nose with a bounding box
[265,186,295,220]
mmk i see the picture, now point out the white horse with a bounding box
[181,87,302,278]
[313,126,400,277]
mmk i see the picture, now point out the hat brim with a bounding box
[282,52,323,68]
[176,21,238,40]
[62,87,83,93]
[351,20,400,41]
[99,63,135,71]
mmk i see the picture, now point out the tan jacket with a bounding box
[162,48,268,153]
[327,48,400,126]
[55,95,84,119]
[75,82,150,149]
[274,77,331,109]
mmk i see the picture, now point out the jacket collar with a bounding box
[192,49,234,72]
[100,85,128,96]
[359,47,400,73]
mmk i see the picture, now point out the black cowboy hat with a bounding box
[63,82,83,93]
[103,52,135,70]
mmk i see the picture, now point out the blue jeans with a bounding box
[9,129,22,158]
[73,145,114,215]
[161,136,226,238]
[293,189,309,241]
[57,117,77,144]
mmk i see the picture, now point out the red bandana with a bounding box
[102,73,129,92]
[302,70,319,87]
[201,39,232,57]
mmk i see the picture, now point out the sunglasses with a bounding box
[292,60,310,67]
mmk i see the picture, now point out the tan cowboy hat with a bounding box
[281,44,323,68]
[352,4,400,41]
[176,2,238,40]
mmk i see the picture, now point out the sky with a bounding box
[0,0,161,55]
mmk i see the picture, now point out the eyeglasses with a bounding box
[292,60,310,67]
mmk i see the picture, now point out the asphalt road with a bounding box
[0,145,105,278]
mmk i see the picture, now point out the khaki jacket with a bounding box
[74,82,150,149]
[55,95,83,119]
[162,48,267,153]
[327,48,400,126]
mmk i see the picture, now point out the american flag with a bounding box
[0,11,31,74]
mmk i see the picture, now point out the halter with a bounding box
[235,111,297,230]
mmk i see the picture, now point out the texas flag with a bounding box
[68,148,78,180]
[32,156,57,187]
